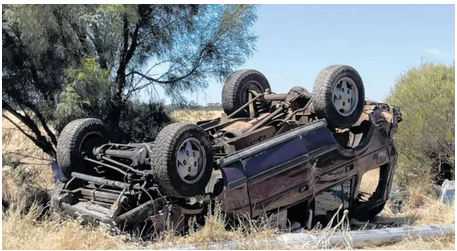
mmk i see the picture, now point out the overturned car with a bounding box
[51,65,402,232]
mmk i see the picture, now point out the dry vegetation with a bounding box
[2,110,455,250]
[171,109,224,123]
[2,203,132,250]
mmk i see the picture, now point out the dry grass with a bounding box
[151,202,279,249]
[171,110,223,124]
[358,168,380,195]
[367,234,455,250]
[2,200,132,250]
[2,109,455,250]
[213,235,454,250]
[379,194,455,227]
[2,114,130,250]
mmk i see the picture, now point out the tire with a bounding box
[312,65,365,129]
[56,118,108,179]
[222,69,271,118]
[151,123,213,198]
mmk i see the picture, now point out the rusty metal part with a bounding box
[71,172,132,190]
[248,91,255,118]
[60,202,116,222]
[249,113,272,124]
[103,149,135,159]
[263,91,313,102]
[231,126,277,150]
[215,125,277,153]
[116,199,156,225]
[263,93,288,101]
[274,120,298,136]
[221,113,272,136]
[283,98,314,122]
[180,206,205,215]
[77,187,122,204]
[84,157,128,176]
[101,156,146,175]
[246,106,285,133]
[227,94,261,119]
[110,188,127,213]
[222,121,255,135]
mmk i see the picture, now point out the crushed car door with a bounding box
[222,120,332,217]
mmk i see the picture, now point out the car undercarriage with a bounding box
[51,65,402,233]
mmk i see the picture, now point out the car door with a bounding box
[241,120,335,217]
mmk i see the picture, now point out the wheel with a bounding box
[312,65,365,129]
[222,69,271,118]
[151,123,213,198]
[56,118,108,178]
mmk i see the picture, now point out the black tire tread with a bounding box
[222,69,270,117]
[56,118,106,178]
[312,65,365,128]
[151,122,213,198]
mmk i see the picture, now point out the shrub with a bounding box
[386,62,455,187]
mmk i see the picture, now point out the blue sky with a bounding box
[147,4,455,105]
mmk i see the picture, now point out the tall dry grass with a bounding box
[2,199,133,250]
[151,201,279,249]
[171,109,223,124]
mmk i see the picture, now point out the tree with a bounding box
[2,4,258,158]
[386,62,455,186]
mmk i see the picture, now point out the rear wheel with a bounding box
[312,65,365,129]
[151,123,213,198]
[56,118,108,179]
[222,69,271,118]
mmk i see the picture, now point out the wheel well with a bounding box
[352,164,391,221]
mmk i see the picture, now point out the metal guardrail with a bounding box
[159,224,455,250]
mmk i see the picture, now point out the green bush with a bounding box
[117,100,173,143]
[386,62,455,186]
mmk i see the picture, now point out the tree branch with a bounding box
[2,101,56,157]
[2,115,36,142]
[126,47,211,93]
[30,106,58,146]
[9,92,58,147]
[125,24,140,64]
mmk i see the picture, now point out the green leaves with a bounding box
[386,62,455,185]
[3,4,258,157]
[56,57,111,126]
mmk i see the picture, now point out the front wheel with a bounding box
[151,123,213,198]
[312,65,365,129]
